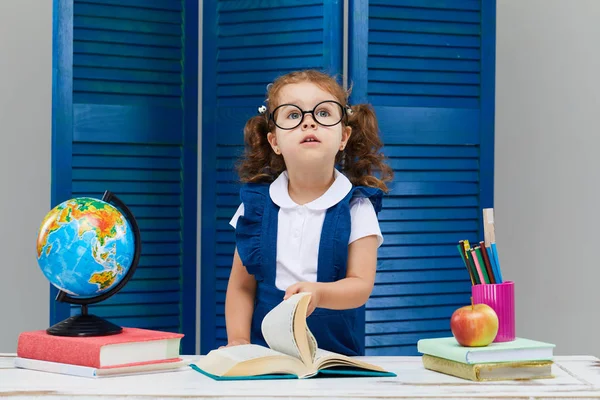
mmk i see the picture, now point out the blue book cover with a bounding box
[191,363,396,381]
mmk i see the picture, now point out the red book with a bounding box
[17,327,184,369]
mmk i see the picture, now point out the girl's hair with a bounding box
[236,69,394,192]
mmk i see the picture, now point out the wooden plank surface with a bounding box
[1,354,599,399]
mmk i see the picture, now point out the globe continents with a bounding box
[36,197,135,298]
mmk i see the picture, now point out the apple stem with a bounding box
[471,296,474,311]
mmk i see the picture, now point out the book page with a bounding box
[292,295,317,367]
[192,344,307,378]
[261,293,307,360]
[315,348,349,364]
[213,344,288,362]
[305,327,317,363]
[314,348,386,372]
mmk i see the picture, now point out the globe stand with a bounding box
[45,190,142,337]
[46,304,123,337]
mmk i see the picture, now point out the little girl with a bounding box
[225,70,393,356]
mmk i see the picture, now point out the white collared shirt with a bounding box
[229,170,383,291]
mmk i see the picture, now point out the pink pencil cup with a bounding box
[471,281,515,342]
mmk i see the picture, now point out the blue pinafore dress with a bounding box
[234,182,383,356]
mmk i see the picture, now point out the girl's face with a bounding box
[267,82,351,170]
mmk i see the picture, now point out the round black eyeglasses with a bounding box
[269,100,346,130]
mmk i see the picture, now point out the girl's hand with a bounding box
[284,282,322,316]
[220,338,250,348]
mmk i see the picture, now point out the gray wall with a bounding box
[0,0,52,352]
[2,0,598,358]
[0,1,205,354]
[495,0,600,357]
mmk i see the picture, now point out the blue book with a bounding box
[417,337,555,364]
[190,293,396,380]
[191,363,396,381]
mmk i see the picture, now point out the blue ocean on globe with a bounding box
[36,197,135,298]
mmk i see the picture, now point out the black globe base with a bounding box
[47,313,123,337]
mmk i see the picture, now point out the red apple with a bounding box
[450,302,499,347]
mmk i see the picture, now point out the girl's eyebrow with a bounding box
[280,98,335,107]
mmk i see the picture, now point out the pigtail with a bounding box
[338,104,394,192]
[235,115,285,183]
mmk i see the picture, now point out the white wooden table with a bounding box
[2,354,600,399]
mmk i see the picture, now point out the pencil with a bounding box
[457,242,475,285]
[478,241,496,284]
[490,243,504,283]
[462,240,481,285]
[470,248,486,284]
[473,246,490,284]
[486,245,500,284]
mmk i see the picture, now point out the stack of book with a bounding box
[14,327,186,378]
[417,337,556,382]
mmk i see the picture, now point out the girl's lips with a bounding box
[300,134,320,144]
[301,141,320,147]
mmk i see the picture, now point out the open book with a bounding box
[190,292,396,380]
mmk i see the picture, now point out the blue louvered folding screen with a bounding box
[200,0,343,353]
[51,0,198,354]
[349,0,495,355]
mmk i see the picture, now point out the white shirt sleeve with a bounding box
[349,197,383,247]
[229,203,245,229]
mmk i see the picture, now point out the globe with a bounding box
[35,191,141,337]
[37,197,134,298]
